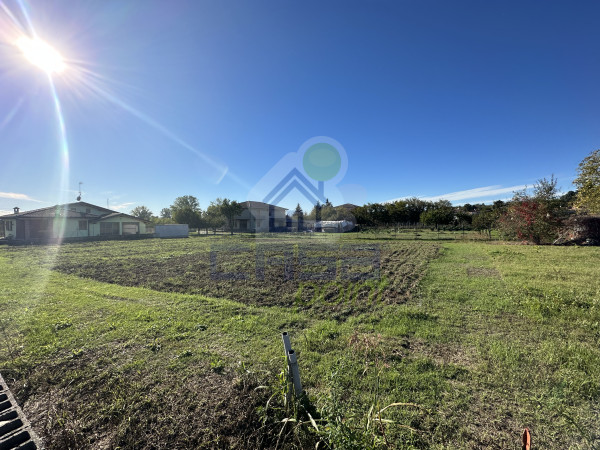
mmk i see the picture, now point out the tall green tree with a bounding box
[365,203,390,225]
[420,205,454,230]
[293,203,304,231]
[171,195,200,212]
[130,205,153,221]
[387,200,409,223]
[574,149,600,214]
[405,197,429,223]
[170,195,202,230]
[152,216,175,225]
[304,201,321,221]
[321,202,337,221]
[472,210,497,239]
[352,205,374,226]
[533,174,559,202]
[315,201,322,222]
[204,202,225,234]
[559,191,577,209]
[160,208,172,219]
[172,208,201,230]
[217,198,245,235]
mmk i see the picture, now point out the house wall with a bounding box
[237,206,287,232]
[2,219,15,239]
[251,206,270,232]
[1,203,151,240]
[54,217,149,238]
[271,208,287,229]
[93,217,150,236]
[53,217,91,238]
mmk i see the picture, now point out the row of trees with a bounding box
[349,150,599,243]
[130,197,244,235]
[128,149,599,243]
[302,199,356,222]
[352,198,494,228]
[349,177,576,243]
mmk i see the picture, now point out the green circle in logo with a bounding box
[302,143,341,181]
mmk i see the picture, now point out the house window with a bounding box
[79,220,88,231]
[85,208,91,214]
[6,221,12,231]
[100,222,120,236]
[122,222,139,235]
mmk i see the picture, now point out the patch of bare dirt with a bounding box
[53,242,440,320]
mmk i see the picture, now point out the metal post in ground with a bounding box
[287,349,303,397]
[281,332,303,398]
[281,331,292,354]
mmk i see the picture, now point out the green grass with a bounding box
[414,243,600,448]
[0,236,599,448]
[346,228,500,242]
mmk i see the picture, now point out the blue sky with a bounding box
[1,0,599,215]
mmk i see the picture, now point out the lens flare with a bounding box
[16,35,65,74]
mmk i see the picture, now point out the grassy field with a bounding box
[0,235,599,449]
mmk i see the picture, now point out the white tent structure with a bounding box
[316,220,355,233]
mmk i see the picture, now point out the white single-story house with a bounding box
[0,202,153,241]
[233,201,287,232]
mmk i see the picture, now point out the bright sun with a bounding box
[16,36,66,74]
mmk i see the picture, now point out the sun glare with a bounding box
[16,36,66,74]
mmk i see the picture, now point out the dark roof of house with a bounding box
[0,202,150,223]
[0,207,90,219]
[17,210,98,219]
[0,202,113,219]
[69,201,114,213]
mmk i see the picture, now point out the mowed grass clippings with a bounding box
[0,235,599,448]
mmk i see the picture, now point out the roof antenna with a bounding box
[77,182,83,202]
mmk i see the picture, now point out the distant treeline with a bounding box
[349,180,578,243]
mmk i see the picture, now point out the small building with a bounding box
[233,201,287,232]
[315,220,355,233]
[0,202,152,242]
[155,224,189,238]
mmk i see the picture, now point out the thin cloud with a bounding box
[110,202,135,211]
[420,185,528,202]
[0,192,42,202]
[387,184,528,204]
[0,210,13,216]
